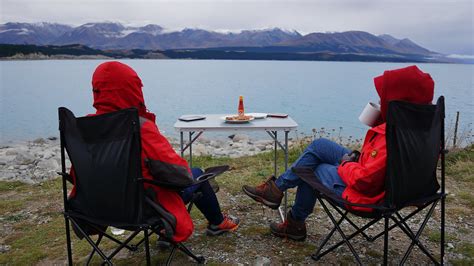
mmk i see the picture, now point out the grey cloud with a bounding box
[1,0,472,55]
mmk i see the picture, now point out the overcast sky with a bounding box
[1,0,473,55]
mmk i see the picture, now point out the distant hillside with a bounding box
[1,22,435,58]
[0,43,432,63]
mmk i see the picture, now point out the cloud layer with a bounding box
[1,0,473,55]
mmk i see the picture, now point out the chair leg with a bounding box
[319,200,362,265]
[144,229,151,266]
[333,207,372,241]
[383,216,389,266]
[105,229,142,261]
[87,224,137,251]
[441,196,445,265]
[64,216,73,265]
[176,243,205,264]
[166,246,177,266]
[314,214,381,260]
[313,199,346,260]
[69,218,112,265]
[394,202,440,265]
[86,234,103,265]
[312,217,340,260]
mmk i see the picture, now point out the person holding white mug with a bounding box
[242,65,435,241]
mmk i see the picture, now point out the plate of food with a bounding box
[222,114,255,123]
[246,113,267,119]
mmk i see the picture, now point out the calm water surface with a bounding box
[1,59,473,143]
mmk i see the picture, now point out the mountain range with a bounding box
[0,22,435,58]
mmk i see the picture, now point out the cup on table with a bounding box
[359,102,381,127]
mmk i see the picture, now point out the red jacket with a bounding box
[338,124,386,211]
[338,65,435,211]
[71,61,193,242]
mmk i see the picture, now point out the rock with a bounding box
[254,256,271,266]
[232,142,243,148]
[255,144,267,150]
[5,150,18,156]
[33,138,47,144]
[47,136,57,141]
[0,245,10,253]
[14,151,36,165]
[193,144,208,156]
[197,136,211,144]
[210,140,225,148]
[37,158,60,170]
[232,134,249,142]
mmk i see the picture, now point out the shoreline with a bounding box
[0,134,304,184]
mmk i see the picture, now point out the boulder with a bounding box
[232,134,249,143]
[37,158,60,170]
[192,144,208,156]
[254,256,271,266]
[33,138,47,144]
[14,151,36,165]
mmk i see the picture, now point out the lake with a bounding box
[0,59,472,144]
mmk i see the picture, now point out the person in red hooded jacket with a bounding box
[242,65,434,241]
[70,61,239,243]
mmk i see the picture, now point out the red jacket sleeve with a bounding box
[338,154,386,195]
[140,120,191,179]
[337,130,387,197]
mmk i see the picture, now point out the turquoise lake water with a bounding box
[0,59,472,143]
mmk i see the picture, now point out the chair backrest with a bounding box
[58,107,143,226]
[385,96,444,207]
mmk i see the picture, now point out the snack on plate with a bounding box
[226,115,253,121]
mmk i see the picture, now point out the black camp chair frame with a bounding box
[58,107,220,265]
[293,97,446,265]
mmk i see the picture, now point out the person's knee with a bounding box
[307,138,330,152]
[191,168,203,178]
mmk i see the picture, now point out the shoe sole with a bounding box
[270,229,306,242]
[242,187,280,210]
[206,224,240,236]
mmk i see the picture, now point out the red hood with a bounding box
[374,65,434,120]
[92,61,156,122]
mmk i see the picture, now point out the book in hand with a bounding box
[179,115,206,122]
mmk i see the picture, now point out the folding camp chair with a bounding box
[293,96,446,265]
[58,107,226,265]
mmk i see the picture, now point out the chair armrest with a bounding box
[292,167,389,211]
[138,165,230,190]
[57,172,73,184]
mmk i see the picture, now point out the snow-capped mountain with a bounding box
[0,22,435,56]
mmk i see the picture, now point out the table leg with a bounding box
[284,131,289,219]
[189,132,193,168]
[273,131,278,177]
[180,132,184,158]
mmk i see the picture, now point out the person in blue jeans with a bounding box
[242,138,356,241]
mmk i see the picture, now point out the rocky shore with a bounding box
[0,134,299,184]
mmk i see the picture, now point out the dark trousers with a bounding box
[181,168,224,225]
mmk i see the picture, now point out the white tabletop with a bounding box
[174,114,298,132]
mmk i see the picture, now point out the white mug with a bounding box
[359,102,381,127]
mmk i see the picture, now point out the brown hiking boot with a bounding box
[242,176,283,209]
[270,210,307,241]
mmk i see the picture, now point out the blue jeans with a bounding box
[181,168,224,225]
[275,138,350,221]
